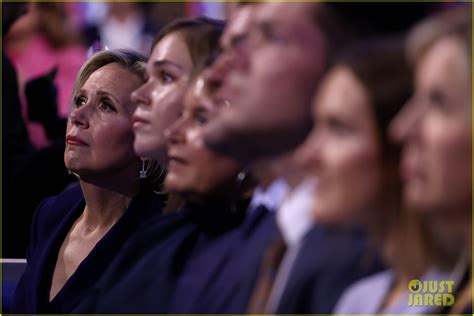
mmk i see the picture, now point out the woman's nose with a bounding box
[389,97,423,144]
[131,82,152,107]
[294,131,321,169]
[69,106,90,129]
[205,54,232,95]
[165,118,186,146]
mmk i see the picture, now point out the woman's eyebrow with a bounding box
[152,60,185,71]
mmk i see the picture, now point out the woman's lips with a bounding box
[400,149,422,182]
[167,151,189,169]
[66,135,88,146]
[168,156,187,164]
[133,115,150,129]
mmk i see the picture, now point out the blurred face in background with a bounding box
[165,76,241,199]
[65,63,142,180]
[2,2,28,35]
[390,36,471,215]
[132,31,193,162]
[297,66,382,224]
[205,4,256,98]
[5,2,37,39]
[203,2,327,164]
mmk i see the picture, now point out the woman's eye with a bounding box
[160,71,175,84]
[100,100,117,113]
[327,117,352,135]
[74,96,87,108]
[428,89,450,112]
[194,113,208,126]
[266,31,284,43]
[260,26,285,44]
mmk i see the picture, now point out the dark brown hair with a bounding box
[335,39,411,204]
[311,3,356,73]
[151,16,225,78]
[337,38,412,161]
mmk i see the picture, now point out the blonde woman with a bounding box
[390,7,472,314]
[12,50,165,313]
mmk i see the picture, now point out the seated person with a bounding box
[12,49,165,313]
[296,38,445,313]
[75,72,254,313]
[390,6,472,314]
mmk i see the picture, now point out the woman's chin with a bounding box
[164,176,183,193]
[133,140,165,162]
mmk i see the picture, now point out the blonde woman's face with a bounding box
[65,63,142,179]
[390,36,472,214]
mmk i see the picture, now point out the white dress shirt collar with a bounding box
[277,178,317,246]
[248,178,290,213]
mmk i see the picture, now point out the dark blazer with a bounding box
[11,183,165,313]
[71,200,246,313]
[275,226,384,314]
[166,205,278,313]
[178,214,382,314]
[166,208,382,314]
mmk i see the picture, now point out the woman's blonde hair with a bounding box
[72,49,147,100]
[406,6,471,66]
[401,6,472,272]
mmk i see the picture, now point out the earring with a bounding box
[67,169,80,179]
[139,158,147,179]
[234,170,248,194]
[237,171,247,183]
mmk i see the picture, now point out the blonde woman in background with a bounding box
[390,6,472,314]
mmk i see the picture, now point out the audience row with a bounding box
[8,2,472,314]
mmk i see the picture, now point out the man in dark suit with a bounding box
[195,2,384,314]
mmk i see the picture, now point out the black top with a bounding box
[70,197,247,313]
[12,183,165,313]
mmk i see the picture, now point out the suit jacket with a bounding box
[275,226,384,314]
[169,209,382,314]
[11,183,165,313]
[165,205,278,313]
